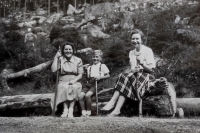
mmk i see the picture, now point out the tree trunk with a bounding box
[5,61,52,79]
[57,0,59,12]
[24,0,26,19]
[0,90,199,117]
[176,98,200,116]
[19,0,21,9]
[48,0,50,16]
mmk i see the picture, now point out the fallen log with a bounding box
[176,98,200,116]
[0,91,198,117]
[5,61,53,79]
[0,87,178,117]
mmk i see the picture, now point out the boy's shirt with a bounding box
[87,62,109,78]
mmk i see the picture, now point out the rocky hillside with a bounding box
[0,1,200,98]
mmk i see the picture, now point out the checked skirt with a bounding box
[114,72,155,100]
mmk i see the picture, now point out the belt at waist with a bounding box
[60,72,77,76]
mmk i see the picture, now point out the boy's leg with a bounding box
[78,92,87,116]
[85,91,94,116]
[78,92,86,110]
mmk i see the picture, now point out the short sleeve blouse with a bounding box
[60,56,83,75]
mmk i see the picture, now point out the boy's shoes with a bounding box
[61,109,68,118]
[68,108,74,118]
[81,110,87,117]
[86,110,91,117]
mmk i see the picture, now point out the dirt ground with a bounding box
[0,117,200,133]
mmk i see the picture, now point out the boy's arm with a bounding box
[95,64,110,80]
[95,73,110,80]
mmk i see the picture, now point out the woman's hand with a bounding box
[68,80,76,85]
[131,66,140,73]
[55,49,62,58]
[134,66,140,73]
[136,55,144,65]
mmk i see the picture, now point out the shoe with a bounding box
[107,111,120,117]
[61,109,68,118]
[68,108,74,118]
[81,110,87,117]
[86,110,91,117]
[101,102,115,111]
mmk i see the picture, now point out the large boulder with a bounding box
[37,9,47,16]
[37,32,49,42]
[59,16,75,25]
[32,27,43,34]
[67,4,85,16]
[62,23,77,29]
[30,16,47,24]
[87,25,110,38]
[46,12,63,24]
[84,3,114,20]
[23,21,37,28]
[24,32,37,43]
[75,16,96,29]
[120,12,134,30]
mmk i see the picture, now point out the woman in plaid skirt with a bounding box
[101,29,156,116]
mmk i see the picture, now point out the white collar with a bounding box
[134,45,144,56]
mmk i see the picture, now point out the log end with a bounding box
[176,108,184,118]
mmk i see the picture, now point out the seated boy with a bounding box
[78,50,110,117]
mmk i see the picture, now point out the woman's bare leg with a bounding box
[68,100,75,118]
[61,102,69,118]
[109,95,125,115]
[101,91,120,110]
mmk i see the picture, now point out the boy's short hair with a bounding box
[92,50,103,60]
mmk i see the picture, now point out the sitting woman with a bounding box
[51,42,83,118]
[101,29,156,116]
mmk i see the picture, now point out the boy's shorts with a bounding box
[82,83,95,94]
[81,78,103,94]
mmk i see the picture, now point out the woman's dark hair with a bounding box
[129,29,146,43]
[61,42,76,55]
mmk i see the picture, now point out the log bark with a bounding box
[0,91,199,117]
[0,87,180,117]
[5,61,53,79]
[0,93,52,110]
[176,98,200,116]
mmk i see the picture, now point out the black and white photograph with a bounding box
[0,0,200,132]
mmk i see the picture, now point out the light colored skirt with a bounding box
[50,75,82,112]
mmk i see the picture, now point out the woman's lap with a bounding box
[114,72,154,100]
[50,82,82,111]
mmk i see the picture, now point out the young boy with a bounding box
[78,50,110,117]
